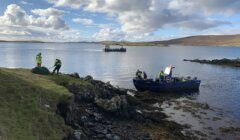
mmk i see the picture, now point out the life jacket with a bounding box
[36,54,42,63]
[159,72,165,77]
[55,59,62,66]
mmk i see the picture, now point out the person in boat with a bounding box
[52,59,62,75]
[136,69,142,79]
[159,70,165,81]
[36,52,42,67]
[105,45,110,49]
[143,71,147,80]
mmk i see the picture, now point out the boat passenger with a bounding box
[159,71,165,81]
[143,71,147,80]
[136,69,142,79]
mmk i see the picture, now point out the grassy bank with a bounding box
[0,68,193,140]
[0,68,85,140]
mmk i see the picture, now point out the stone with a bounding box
[68,73,80,78]
[84,75,93,81]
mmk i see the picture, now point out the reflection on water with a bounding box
[0,42,240,123]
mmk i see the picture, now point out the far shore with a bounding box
[1,34,240,47]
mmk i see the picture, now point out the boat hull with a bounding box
[133,78,201,93]
[104,48,126,52]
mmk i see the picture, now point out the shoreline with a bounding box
[0,68,240,139]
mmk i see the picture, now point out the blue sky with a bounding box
[0,0,240,42]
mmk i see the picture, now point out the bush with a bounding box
[31,67,50,75]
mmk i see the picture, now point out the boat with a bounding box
[133,66,201,93]
[103,45,126,52]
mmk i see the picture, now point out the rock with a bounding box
[202,103,210,109]
[44,104,50,108]
[68,130,88,140]
[152,103,160,108]
[68,73,80,78]
[31,66,50,75]
[95,95,128,113]
[84,75,93,81]
[105,134,121,140]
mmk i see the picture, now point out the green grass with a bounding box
[0,68,90,140]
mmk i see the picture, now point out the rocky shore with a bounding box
[1,68,239,140]
[183,58,240,67]
[57,73,192,140]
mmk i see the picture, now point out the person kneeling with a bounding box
[52,59,62,75]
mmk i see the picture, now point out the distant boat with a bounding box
[133,66,201,93]
[104,45,127,52]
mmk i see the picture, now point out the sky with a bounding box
[0,0,240,42]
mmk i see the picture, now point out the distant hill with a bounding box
[0,40,44,43]
[1,34,240,46]
[161,34,240,46]
[102,34,240,47]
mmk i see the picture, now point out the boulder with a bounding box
[95,95,128,112]
[67,130,88,140]
[31,66,50,75]
[68,73,80,78]
[84,75,93,81]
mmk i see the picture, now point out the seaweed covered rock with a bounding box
[31,67,50,75]
[95,95,128,112]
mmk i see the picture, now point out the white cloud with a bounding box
[0,4,85,41]
[46,0,233,41]
[20,1,33,5]
[72,18,93,25]
[93,28,125,41]
[0,4,68,30]
[47,0,89,9]
[31,8,65,17]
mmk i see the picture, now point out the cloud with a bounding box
[31,8,65,17]
[72,18,93,25]
[0,4,84,41]
[46,0,233,41]
[20,1,33,5]
[0,4,68,30]
[93,28,125,41]
[47,0,89,9]
[173,19,232,30]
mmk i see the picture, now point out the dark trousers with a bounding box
[52,65,61,74]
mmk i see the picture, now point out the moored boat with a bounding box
[133,78,201,92]
[133,66,201,93]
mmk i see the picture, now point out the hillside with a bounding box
[161,34,240,46]
[102,34,240,47]
[0,68,90,139]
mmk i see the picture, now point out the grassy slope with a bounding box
[101,34,240,47]
[162,34,240,46]
[0,68,90,140]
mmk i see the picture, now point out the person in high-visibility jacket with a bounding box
[36,53,42,67]
[52,59,62,75]
[159,71,165,81]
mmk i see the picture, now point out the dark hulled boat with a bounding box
[133,78,201,93]
[103,45,126,52]
[104,47,126,52]
[133,66,201,93]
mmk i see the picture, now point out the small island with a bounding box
[184,58,240,67]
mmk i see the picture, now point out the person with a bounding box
[52,59,62,75]
[135,69,142,79]
[159,70,165,81]
[36,53,42,67]
[143,71,147,80]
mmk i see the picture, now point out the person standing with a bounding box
[36,53,42,67]
[52,59,62,75]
